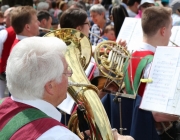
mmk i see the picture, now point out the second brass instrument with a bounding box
[94,41,130,85]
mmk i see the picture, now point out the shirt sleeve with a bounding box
[143,62,152,79]
[90,24,101,46]
[0,29,8,57]
[37,125,81,140]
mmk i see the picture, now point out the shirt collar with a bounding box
[11,96,62,122]
[138,42,156,53]
[16,35,28,40]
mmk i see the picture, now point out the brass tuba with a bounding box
[44,28,114,140]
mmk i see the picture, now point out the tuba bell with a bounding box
[44,28,114,140]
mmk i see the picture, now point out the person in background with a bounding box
[0,7,15,98]
[111,4,129,38]
[170,0,180,26]
[36,1,49,11]
[89,4,111,45]
[11,6,40,49]
[135,0,155,18]
[126,0,141,17]
[51,15,59,30]
[161,0,169,7]
[0,11,5,31]
[98,24,116,43]
[69,1,87,11]
[60,8,90,37]
[58,1,69,19]
[37,10,52,36]
[3,7,14,28]
[1,5,9,13]
[49,1,62,19]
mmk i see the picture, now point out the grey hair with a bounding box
[6,37,67,100]
[37,2,49,11]
[1,5,10,13]
[89,4,106,14]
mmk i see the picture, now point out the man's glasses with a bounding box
[63,66,73,77]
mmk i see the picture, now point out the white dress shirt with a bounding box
[135,42,156,78]
[11,96,80,140]
[0,29,8,57]
[16,34,28,40]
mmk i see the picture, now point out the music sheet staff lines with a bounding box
[140,47,180,115]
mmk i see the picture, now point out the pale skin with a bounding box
[19,14,40,37]
[43,59,68,107]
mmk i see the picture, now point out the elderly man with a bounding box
[0,37,134,140]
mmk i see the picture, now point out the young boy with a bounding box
[98,25,116,43]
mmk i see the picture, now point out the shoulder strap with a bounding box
[0,108,50,140]
[124,55,153,95]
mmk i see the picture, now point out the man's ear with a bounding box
[25,24,30,31]
[160,27,166,36]
[44,81,54,95]
[101,12,105,18]
[76,26,82,31]
[41,19,47,26]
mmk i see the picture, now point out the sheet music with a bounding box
[116,18,141,50]
[174,26,180,46]
[85,61,95,77]
[168,26,180,47]
[140,47,180,114]
[117,18,179,51]
[168,56,180,115]
[128,20,143,51]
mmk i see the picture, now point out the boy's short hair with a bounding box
[142,6,172,36]
[37,10,51,22]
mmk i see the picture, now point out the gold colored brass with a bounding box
[44,29,114,140]
[94,41,130,87]
[44,28,91,69]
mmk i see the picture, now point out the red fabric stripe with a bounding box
[127,51,154,97]
[0,27,16,73]
[11,118,65,140]
[0,97,33,130]
[11,39,20,52]
[1,97,66,139]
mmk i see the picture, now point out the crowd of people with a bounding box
[0,0,180,139]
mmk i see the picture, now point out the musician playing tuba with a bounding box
[59,8,134,140]
[0,36,133,140]
[124,6,179,140]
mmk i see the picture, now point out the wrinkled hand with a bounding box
[112,129,134,140]
[118,39,127,48]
